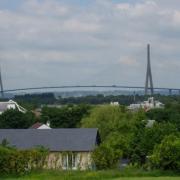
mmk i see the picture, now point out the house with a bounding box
[30,122,51,129]
[128,97,164,111]
[0,100,27,114]
[0,128,100,170]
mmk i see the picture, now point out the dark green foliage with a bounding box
[15,93,56,106]
[10,93,180,106]
[0,145,48,175]
[57,94,140,105]
[129,100,180,166]
[150,134,180,171]
[14,93,56,110]
[57,94,180,105]
[11,93,159,106]
[71,94,180,105]
[0,109,36,128]
[92,143,122,170]
[41,104,90,128]
[129,123,178,165]
[146,103,180,129]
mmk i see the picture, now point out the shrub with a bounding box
[92,144,122,170]
[150,134,180,171]
[130,123,177,165]
[0,146,48,175]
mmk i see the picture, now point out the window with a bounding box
[72,153,78,170]
[62,154,68,170]
[62,153,78,170]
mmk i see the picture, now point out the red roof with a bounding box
[30,122,43,129]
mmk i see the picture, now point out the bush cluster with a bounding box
[0,145,48,175]
[92,144,122,169]
[150,134,180,171]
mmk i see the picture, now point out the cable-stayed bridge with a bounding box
[3,85,180,95]
[1,44,179,96]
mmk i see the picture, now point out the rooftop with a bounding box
[0,128,100,152]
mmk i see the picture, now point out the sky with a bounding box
[1,0,180,90]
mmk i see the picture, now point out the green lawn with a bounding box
[1,169,179,180]
[114,178,180,180]
[4,177,179,180]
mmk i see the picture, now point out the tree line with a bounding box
[14,93,180,108]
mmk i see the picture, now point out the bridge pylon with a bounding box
[145,44,154,95]
[0,66,4,98]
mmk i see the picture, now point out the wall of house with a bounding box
[44,152,93,170]
[7,104,16,110]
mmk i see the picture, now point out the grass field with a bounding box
[1,169,179,180]
[4,177,179,180]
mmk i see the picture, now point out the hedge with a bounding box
[0,145,48,175]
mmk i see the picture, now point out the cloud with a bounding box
[1,0,180,89]
[116,3,130,11]
[118,57,140,67]
[21,0,70,17]
[172,10,180,27]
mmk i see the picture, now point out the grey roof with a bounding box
[0,128,100,152]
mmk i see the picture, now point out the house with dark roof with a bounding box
[30,122,51,129]
[0,128,100,170]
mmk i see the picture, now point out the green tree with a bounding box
[130,122,178,165]
[92,143,122,170]
[41,104,90,128]
[146,103,180,129]
[0,109,36,128]
[81,105,143,140]
[150,134,180,171]
[81,105,146,158]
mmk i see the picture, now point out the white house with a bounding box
[0,100,27,114]
[128,97,164,111]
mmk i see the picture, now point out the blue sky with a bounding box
[0,0,23,10]
[1,0,180,89]
[1,0,140,11]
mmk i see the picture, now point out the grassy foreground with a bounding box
[1,169,180,180]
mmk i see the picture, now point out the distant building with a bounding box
[30,122,51,129]
[0,128,100,170]
[128,97,164,111]
[0,100,27,114]
[110,102,119,106]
